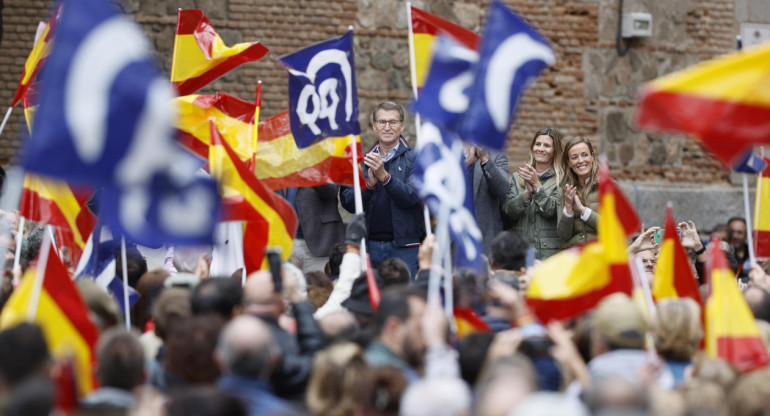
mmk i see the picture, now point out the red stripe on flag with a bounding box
[243,222,269,274]
[260,156,366,190]
[176,9,203,35]
[755,230,770,259]
[20,188,70,227]
[192,94,256,123]
[716,336,770,373]
[410,6,479,49]
[176,130,209,160]
[172,43,269,96]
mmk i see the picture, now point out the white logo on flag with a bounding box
[292,49,353,135]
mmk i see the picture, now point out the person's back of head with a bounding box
[0,323,49,391]
[164,315,224,385]
[21,225,46,273]
[191,278,243,320]
[378,258,411,286]
[458,332,495,385]
[134,269,170,331]
[114,245,147,288]
[215,315,276,380]
[325,243,347,279]
[152,287,192,341]
[364,366,407,416]
[489,231,529,272]
[744,286,770,323]
[583,376,649,416]
[592,293,647,353]
[475,354,537,416]
[96,328,145,391]
[167,386,247,416]
[652,298,702,361]
[76,279,123,331]
[728,367,770,416]
[678,378,728,416]
[399,377,471,416]
[373,286,425,339]
[5,377,54,416]
[307,342,368,416]
[509,392,590,416]
[242,271,283,318]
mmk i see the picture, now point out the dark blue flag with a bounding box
[733,149,768,174]
[457,0,554,150]
[75,232,140,316]
[411,35,478,130]
[279,31,360,148]
[22,0,219,246]
[411,121,483,271]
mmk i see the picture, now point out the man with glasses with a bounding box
[340,101,425,278]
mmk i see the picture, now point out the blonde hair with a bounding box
[519,128,565,188]
[653,298,703,361]
[561,136,599,203]
[306,343,368,416]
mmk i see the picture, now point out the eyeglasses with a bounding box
[375,119,402,128]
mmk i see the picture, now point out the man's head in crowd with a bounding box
[652,298,702,361]
[214,315,278,380]
[319,310,360,346]
[95,328,145,391]
[370,101,405,147]
[113,246,147,289]
[167,387,247,416]
[744,286,770,323]
[242,270,284,319]
[591,293,647,356]
[373,286,427,370]
[400,377,472,416]
[133,269,170,331]
[489,231,529,272]
[727,217,747,248]
[173,245,213,275]
[152,287,192,342]
[0,323,49,392]
[76,279,123,331]
[164,315,224,385]
[191,277,243,320]
[475,354,537,416]
[635,249,657,284]
[378,257,411,286]
[306,342,368,416]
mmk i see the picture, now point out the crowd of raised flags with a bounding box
[1,0,770,412]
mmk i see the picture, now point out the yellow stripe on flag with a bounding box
[652,239,678,298]
[171,34,253,83]
[756,175,770,231]
[254,134,360,180]
[174,95,254,160]
[22,175,88,249]
[413,33,435,88]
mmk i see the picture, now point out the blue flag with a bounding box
[457,0,554,150]
[412,35,478,130]
[411,121,483,270]
[22,0,219,246]
[76,232,140,317]
[279,31,360,148]
[733,149,768,174]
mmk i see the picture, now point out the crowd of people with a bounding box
[0,101,768,416]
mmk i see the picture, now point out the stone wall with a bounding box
[0,0,747,228]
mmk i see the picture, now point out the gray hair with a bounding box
[173,245,212,273]
[399,378,472,416]
[216,316,277,379]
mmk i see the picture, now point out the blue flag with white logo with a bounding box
[411,122,483,271]
[279,31,360,148]
[76,232,140,317]
[457,0,554,150]
[733,149,768,174]
[412,35,478,130]
[22,0,219,246]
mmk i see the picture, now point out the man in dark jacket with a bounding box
[340,101,425,277]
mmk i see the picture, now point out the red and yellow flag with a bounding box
[171,9,269,96]
[10,8,59,107]
[22,81,41,133]
[254,111,365,190]
[409,6,479,89]
[454,306,489,340]
[209,121,297,271]
[754,157,770,258]
[173,93,256,160]
[526,160,634,322]
[0,242,99,397]
[704,241,769,372]
[636,42,770,166]
[20,174,96,266]
[652,206,702,306]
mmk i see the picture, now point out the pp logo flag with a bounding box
[458,0,554,150]
[412,35,478,130]
[411,122,482,270]
[279,31,360,148]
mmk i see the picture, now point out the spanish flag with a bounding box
[19,174,97,267]
[254,111,365,190]
[209,121,297,270]
[652,205,702,306]
[10,7,60,107]
[754,157,770,258]
[636,42,770,166]
[409,5,479,89]
[704,240,769,372]
[0,241,99,397]
[454,306,489,340]
[22,81,41,133]
[526,159,634,322]
[171,9,269,96]
[173,93,256,160]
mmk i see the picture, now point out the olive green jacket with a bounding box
[501,169,561,259]
[557,183,599,248]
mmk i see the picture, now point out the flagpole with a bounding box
[12,217,25,276]
[27,229,52,322]
[0,107,14,139]
[252,80,262,174]
[632,257,656,320]
[120,236,131,329]
[442,227,456,332]
[743,173,757,266]
[350,133,369,271]
[46,225,60,259]
[428,206,449,305]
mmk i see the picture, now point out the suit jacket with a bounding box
[294,185,345,257]
[471,151,510,255]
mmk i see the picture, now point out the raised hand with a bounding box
[562,184,577,214]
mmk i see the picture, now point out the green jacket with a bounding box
[557,183,599,248]
[501,169,561,259]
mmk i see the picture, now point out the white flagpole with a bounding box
[442,226,456,332]
[350,134,368,271]
[0,107,14,139]
[27,230,52,321]
[428,206,449,306]
[46,225,60,259]
[743,173,757,266]
[12,217,25,274]
[120,236,131,329]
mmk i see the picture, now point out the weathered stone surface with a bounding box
[371,52,393,70]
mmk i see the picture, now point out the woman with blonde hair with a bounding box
[306,342,369,416]
[502,128,565,259]
[557,136,600,248]
[653,298,703,386]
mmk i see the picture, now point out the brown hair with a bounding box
[561,136,599,203]
[306,342,369,416]
[519,128,565,188]
[653,298,703,361]
[370,101,405,124]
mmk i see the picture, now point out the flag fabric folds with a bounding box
[10,7,59,107]
[278,31,361,148]
[636,42,770,166]
[705,241,770,372]
[0,242,99,397]
[173,93,256,160]
[171,9,269,96]
[22,0,220,246]
[526,159,634,322]
[409,5,479,90]
[454,306,489,340]
[22,81,42,133]
[75,234,140,315]
[754,157,770,258]
[733,150,768,174]
[652,206,702,306]
[254,111,365,190]
[209,121,297,270]
[411,122,483,270]
[456,0,554,150]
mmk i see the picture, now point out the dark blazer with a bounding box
[471,151,510,255]
[295,185,345,257]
